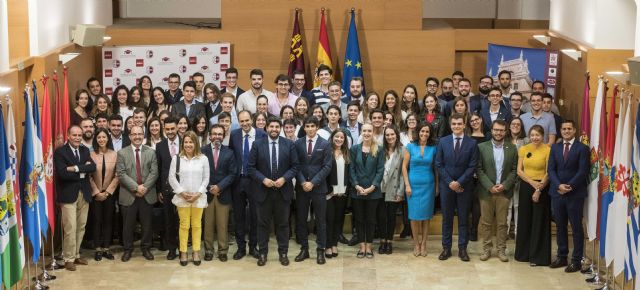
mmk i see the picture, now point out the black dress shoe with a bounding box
[565,263,581,273]
[121,251,132,262]
[166,250,178,261]
[386,243,393,255]
[348,236,359,246]
[103,250,114,260]
[94,251,103,261]
[249,248,260,259]
[204,252,214,261]
[378,242,386,254]
[469,233,478,242]
[279,254,289,266]
[316,250,326,265]
[142,249,155,261]
[295,249,310,262]
[550,258,568,269]
[332,252,338,258]
[438,249,452,261]
[233,249,246,260]
[257,254,267,266]
[459,249,470,262]
[219,254,228,262]
[338,234,349,244]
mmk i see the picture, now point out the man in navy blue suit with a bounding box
[202,124,237,262]
[547,120,589,273]
[249,117,299,267]
[435,113,478,262]
[293,117,332,265]
[228,110,267,260]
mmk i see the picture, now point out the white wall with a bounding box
[119,0,221,18]
[423,0,549,19]
[0,0,9,72]
[27,0,112,56]
[550,0,635,49]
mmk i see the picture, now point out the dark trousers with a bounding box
[257,189,290,255]
[326,195,347,248]
[551,193,585,263]
[232,177,258,251]
[515,182,551,266]
[121,197,153,251]
[470,183,481,236]
[91,194,115,249]
[163,192,179,252]
[377,200,400,241]
[352,198,379,243]
[295,190,327,250]
[440,187,472,250]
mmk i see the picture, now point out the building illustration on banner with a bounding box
[489,51,533,95]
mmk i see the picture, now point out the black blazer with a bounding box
[201,144,237,204]
[294,136,332,194]
[480,106,512,134]
[221,86,245,97]
[547,140,590,198]
[171,100,205,123]
[229,128,267,175]
[155,138,178,194]
[327,157,351,188]
[205,101,223,122]
[53,144,96,203]
[248,137,299,202]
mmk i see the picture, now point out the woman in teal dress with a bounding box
[402,122,437,257]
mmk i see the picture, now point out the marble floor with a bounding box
[40,235,593,290]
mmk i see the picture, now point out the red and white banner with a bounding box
[102,43,231,96]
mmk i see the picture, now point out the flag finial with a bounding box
[321,7,325,12]
[351,7,355,12]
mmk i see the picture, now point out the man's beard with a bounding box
[479,87,491,95]
[83,133,93,142]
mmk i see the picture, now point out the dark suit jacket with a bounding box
[171,100,205,123]
[349,144,385,200]
[435,135,478,190]
[155,138,178,194]
[294,136,332,194]
[165,89,182,104]
[205,101,223,122]
[54,144,96,203]
[248,137,299,202]
[480,106,512,134]
[475,140,518,198]
[547,140,590,198]
[221,86,245,97]
[229,128,267,175]
[202,144,237,204]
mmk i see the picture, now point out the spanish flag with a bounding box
[314,8,332,87]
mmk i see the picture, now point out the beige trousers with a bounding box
[61,191,89,262]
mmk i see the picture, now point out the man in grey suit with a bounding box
[171,80,205,123]
[116,125,159,262]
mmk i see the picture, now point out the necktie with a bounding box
[563,142,570,161]
[170,141,177,156]
[74,149,80,163]
[213,145,219,171]
[271,141,278,178]
[135,148,143,185]
[307,139,313,157]
[242,134,249,175]
[454,137,461,154]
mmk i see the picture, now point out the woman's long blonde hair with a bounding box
[179,131,202,158]
[361,123,379,157]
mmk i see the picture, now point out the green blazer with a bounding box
[349,143,385,200]
[475,140,518,199]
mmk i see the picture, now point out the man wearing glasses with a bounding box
[268,74,298,116]
[166,73,182,104]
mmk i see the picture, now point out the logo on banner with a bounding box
[220,63,228,70]
[220,47,228,54]
[122,69,136,77]
[189,57,197,64]
[146,50,154,58]
[178,49,187,57]
[136,59,144,67]
[199,47,211,55]
[549,53,558,66]
[220,80,227,88]
[146,66,154,74]
[113,60,120,68]
[179,65,187,73]
[104,51,113,59]
[547,79,556,86]
[105,87,113,95]
[121,49,135,58]
[160,57,173,65]
[104,69,113,77]
[161,77,169,86]
[113,78,121,86]
[212,73,220,81]
[201,65,211,73]
[213,56,220,64]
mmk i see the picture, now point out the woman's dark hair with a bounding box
[176,114,191,131]
[404,112,418,133]
[421,93,440,114]
[137,75,153,91]
[413,122,436,146]
[330,129,350,164]
[383,125,402,155]
[529,124,545,137]
[92,127,114,152]
[253,112,268,129]
[147,86,166,116]
[310,104,327,128]
[192,114,209,136]
[111,85,131,115]
[279,105,295,119]
[400,84,420,115]
[129,86,146,109]
[145,117,165,146]
[507,117,526,140]
[123,116,134,137]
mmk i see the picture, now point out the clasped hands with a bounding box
[449,181,464,193]
[489,184,505,194]
[180,191,201,203]
[354,185,374,196]
[263,177,286,189]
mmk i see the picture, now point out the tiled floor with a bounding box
[41,235,592,290]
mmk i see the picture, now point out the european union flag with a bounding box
[342,10,364,95]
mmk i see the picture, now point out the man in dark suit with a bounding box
[53,125,96,271]
[171,80,205,123]
[220,67,245,97]
[205,85,223,122]
[547,120,590,273]
[116,126,159,262]
[228,110,267,260]
[154,116,180,260]
[166,73,183,104]
[435,113,478,262]
[479,87,512,135]
[202,124,237,262]
[293,117,332,264]
[248,117,299,266]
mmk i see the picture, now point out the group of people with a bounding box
[54,66,589,273]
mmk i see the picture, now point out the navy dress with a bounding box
[406,143,436,220]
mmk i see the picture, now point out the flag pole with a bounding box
[24,240,32,290]
[582,240,596,276]
[587,251,605,287]
[39,232,55,281]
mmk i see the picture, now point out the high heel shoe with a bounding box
[413,243,421,257]
[179,252,188,266]
[420,241,428,257]
[193,252,201,266]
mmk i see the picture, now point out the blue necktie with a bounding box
[242,134,249,175]
[271,141,278,178]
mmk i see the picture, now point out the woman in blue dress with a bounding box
[402,122,437,257]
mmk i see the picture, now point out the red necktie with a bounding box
[563,142,570,161]
[135,148,143,185]
[213,145,219,170]
[307,139,313,157]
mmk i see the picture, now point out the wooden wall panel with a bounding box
[7,0,30,65]
[455,51,487,86]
